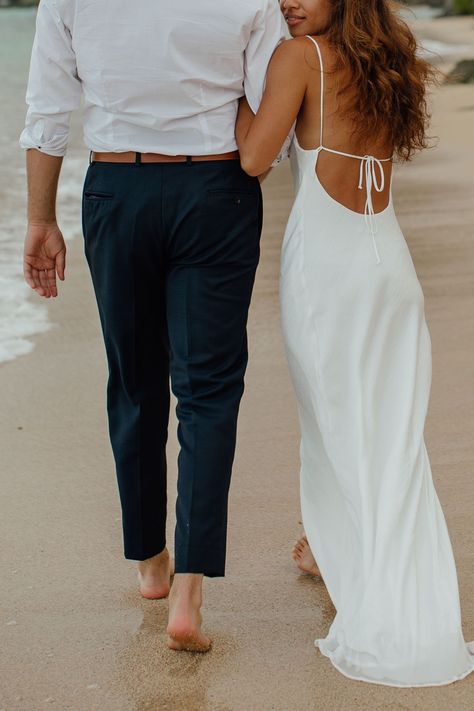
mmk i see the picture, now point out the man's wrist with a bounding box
[27,217,58,228]
[26,149,62,230]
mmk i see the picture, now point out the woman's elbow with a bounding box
[239,152,269,178]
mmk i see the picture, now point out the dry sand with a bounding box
[1,15,473,711]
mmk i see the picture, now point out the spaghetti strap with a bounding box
[302,34,392,264]
[305,35,324,147]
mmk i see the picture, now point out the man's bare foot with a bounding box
[292,535,321,577]
[167,574,212,653]
[137,548,173,599]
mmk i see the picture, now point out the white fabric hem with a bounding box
[315,639,474,688]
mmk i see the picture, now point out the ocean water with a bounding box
[0,8,87,365]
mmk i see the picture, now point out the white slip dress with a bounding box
[280,35,474,687]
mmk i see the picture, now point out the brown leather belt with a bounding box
[90,150,239,164]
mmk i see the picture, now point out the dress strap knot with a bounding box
[358,155,386,265]
[304,34,391,266]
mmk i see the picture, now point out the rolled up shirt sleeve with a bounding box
[19,0,82,157]
[244,0,286,114]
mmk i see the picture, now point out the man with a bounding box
[20,0,285,652]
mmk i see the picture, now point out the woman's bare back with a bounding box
[295,36,393,215]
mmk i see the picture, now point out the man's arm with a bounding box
[24,149,65,298]
[20,0,82,298]
[243,0,286,114]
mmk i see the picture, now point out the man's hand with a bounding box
[23,149,65,297]
[24,222,66,298]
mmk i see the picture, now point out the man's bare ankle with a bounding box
[172,572,203,581]
[138,548,170,573]
[170,573,203,600]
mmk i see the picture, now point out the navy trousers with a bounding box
[81,156,262,577]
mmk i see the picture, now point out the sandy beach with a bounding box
[1,11,473,711]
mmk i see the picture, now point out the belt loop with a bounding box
[186,155,193,166]
[89,150,93,165]
[135,152,142,166]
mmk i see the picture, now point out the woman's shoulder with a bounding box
[270,36,322,71]
[304,35,340,70]
[271,35,336,72]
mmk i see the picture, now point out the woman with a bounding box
[236,0,474,687]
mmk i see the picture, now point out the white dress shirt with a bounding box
[19,0,286,157]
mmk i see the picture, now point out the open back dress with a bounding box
[280,35,474,687]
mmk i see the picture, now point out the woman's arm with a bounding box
[236,38,309,177]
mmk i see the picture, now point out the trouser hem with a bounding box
[175,545,226,578]
[124,540,167,562]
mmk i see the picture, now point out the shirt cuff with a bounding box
[19,123,68,157]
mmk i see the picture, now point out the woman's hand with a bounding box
[23,221,66,298]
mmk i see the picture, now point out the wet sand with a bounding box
[1,17,473,711]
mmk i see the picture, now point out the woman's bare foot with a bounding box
[137,548,173,600]
[292,535,321,577]
[167,574,212,653]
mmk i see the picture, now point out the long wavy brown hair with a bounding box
[325,0,439,161]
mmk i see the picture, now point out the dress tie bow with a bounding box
[358,155,386,265]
